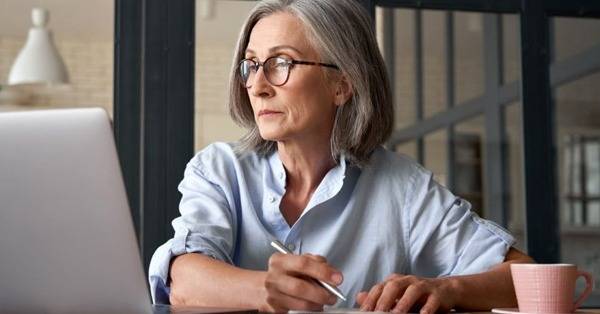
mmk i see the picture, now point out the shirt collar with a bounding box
[268,149,347,202]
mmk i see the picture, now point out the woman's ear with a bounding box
[334,74,353,106]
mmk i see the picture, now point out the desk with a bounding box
[152,305,600,314]
[153,304,258,314]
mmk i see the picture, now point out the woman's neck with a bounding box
[277,139,336,194]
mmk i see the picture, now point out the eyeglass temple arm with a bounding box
[291,60,339,69]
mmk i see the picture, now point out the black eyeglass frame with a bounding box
[238,56,339,88]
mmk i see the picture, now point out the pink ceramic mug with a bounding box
[511,263,594,313]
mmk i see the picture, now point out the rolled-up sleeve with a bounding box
[148,156,236,304]
[407,170,515,278]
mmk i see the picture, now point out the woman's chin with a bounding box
[258,130,284,142]
[257,125,290,140]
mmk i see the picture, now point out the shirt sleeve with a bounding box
[406,168,516,278]
[148,155,237,304]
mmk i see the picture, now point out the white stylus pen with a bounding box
[270,240,347,302]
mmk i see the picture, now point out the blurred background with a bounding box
[1,0,599,306]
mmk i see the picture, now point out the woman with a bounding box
[149,0,534,312]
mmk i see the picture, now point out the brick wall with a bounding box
[194,44,246,151]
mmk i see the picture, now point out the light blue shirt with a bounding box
[149,142,515,307]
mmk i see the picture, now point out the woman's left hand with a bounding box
[355,274,457,314]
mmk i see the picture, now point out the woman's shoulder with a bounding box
[187,142,264,178]
[367,146,432,183]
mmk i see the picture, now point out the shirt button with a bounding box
[269,196,276,203]
[279,172,285,179]
[287,243,296,251]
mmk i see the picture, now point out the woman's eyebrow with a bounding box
[245,45,304,56]
[269,45,303,55]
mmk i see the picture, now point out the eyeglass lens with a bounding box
[239,57,291,88]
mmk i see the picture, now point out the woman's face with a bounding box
[244,12,339,144]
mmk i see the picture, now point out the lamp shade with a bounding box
[8,7,69,85]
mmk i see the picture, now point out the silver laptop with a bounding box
[0,108,151,314]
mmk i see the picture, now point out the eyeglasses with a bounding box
[238,56,339,88]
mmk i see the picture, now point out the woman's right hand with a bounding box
[260,253,344,312]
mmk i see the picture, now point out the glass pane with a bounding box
[0,1,114,116]
[395,140,417,161]
[424,129,448,187]
[555,67,600,305]
[586,140,600,196]
[504,101,526,251]
[453,115,485,218]
[572,200,583,225]
[387,10,493,129]
[502,14,520,85]
[422,10,446,118]
[553,17,600,62]
[571,137,582,197]
[195,0,254,151]
[392,8,416,129]
[454,12,484,104]
[589,202,600,227]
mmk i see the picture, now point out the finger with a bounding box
[259,299,287,313]
[355,291,368,306]
[387,274,419,286]
[268,272,337,306]
[266,289,325,312]
[385,273,404,282]
[360,283,384,311]
[169,293,184,306]
[375,281,405,312]
[393,284,426,313]
[269,253,342,286]
[419,295,441,314]
[304,253,328,263]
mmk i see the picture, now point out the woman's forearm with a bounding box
[169,253,267,309]
[445,262,518,310]
[446,248,534,311]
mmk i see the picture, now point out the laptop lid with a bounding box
[0,108,151,314]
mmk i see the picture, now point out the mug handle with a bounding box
[573,270,594,311]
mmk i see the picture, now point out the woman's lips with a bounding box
[258,110,283,117]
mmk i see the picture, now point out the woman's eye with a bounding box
[274,60,290,69]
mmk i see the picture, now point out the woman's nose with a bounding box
[250,67,274,98]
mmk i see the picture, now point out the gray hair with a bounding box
[228,0,393,167]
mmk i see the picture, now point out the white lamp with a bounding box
[8,7,69,85]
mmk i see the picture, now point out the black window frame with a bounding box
[114,0,195,271]
[357,0,600,266]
